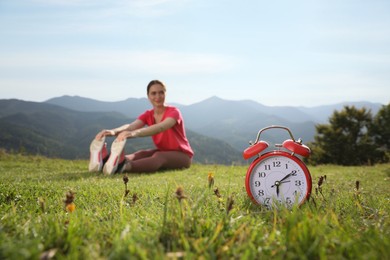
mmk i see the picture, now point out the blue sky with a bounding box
[0,0,389,107]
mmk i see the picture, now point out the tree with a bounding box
[371,103,390,161]
[309,106,380,165]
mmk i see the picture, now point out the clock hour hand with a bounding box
[271,181,281,197]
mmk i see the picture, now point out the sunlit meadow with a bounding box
[0,152,389,259]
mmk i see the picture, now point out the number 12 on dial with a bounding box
[245,151,312,209]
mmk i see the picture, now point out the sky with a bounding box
[0,0,389,107]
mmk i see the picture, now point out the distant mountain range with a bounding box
[46,95,383,149]
[0,99,242,164]
[0,96,384,165]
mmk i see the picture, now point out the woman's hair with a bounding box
[147,80,166,94]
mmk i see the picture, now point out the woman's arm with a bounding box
[95,119,145,140]
[110,119,145,135]
[116,118,177,141]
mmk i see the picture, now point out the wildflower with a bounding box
[132,193,139,204]
[355,180,360,191]
[318,176,324,187]
[354,180,361,199]
[214,187,221,198]
[40,248,58,260]
[123,174,129,185]
[123,174,130,197]
[64,191,75,213]
[317,176,326,200]
[208,172,215,188]
[66,203,76,213]
[37,197,45,213]
[175,186,187,202]
[226,195,234,214]
[166,252,185,258]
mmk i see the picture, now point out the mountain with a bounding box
[179,96,317,150]
[45,95,385,151]
[46,95,150,119]
[0,99,243,165]
[1,97,384,165]
[296,101,383,123]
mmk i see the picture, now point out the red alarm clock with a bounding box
[243,125,312,209]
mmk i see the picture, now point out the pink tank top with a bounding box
[138,106,194,158]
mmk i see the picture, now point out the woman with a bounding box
[88,80,193,174]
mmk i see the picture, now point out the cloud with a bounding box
[125,50,236,74]
[0,49,237,76]
[1,0,192,36]
[32,0,102,6]
[28,0,191,17]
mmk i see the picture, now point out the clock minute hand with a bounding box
[279,172,293,183]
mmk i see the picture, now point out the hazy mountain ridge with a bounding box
[46,95,383,124]
[45,95,384,151]
[0,99,242,165]
[46,96,150,119]
[0,97,384,165]
[296,101,384,123]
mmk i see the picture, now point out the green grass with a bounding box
[0,152,389,259]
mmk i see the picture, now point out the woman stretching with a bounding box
[88,80,193,174]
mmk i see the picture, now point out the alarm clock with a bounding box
[243,125,312,209]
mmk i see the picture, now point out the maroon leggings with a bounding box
[124,149,192,173]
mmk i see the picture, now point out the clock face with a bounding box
[245,151,312,209]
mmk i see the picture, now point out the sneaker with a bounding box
[88,137,108,172]
[103,139,126,175]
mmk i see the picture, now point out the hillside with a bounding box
[2,97,384,164]
[46,95,150,119]
[46,95,384,151]
[0,99,243,165]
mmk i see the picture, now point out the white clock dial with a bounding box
[246,153,311,208]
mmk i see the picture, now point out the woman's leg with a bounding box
[125,149,158,161]
[124,150,191,173]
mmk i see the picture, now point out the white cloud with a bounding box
[314,52,390,65]
[27,0,191,17]
[0,49,237,76]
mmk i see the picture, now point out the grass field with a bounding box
[0,152,389,259]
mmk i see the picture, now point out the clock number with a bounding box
[291,170,297,176]
[258,190,265,196]
[254,181,261,187]
[258,172,266,178]
[286,197,293,205]
[264,165,271,170]
[273,161,281,167]
[295,180,302,186]
[264,198,271,204]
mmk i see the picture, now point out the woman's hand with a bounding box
[116,131,136,141]
[95,129,116,140]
